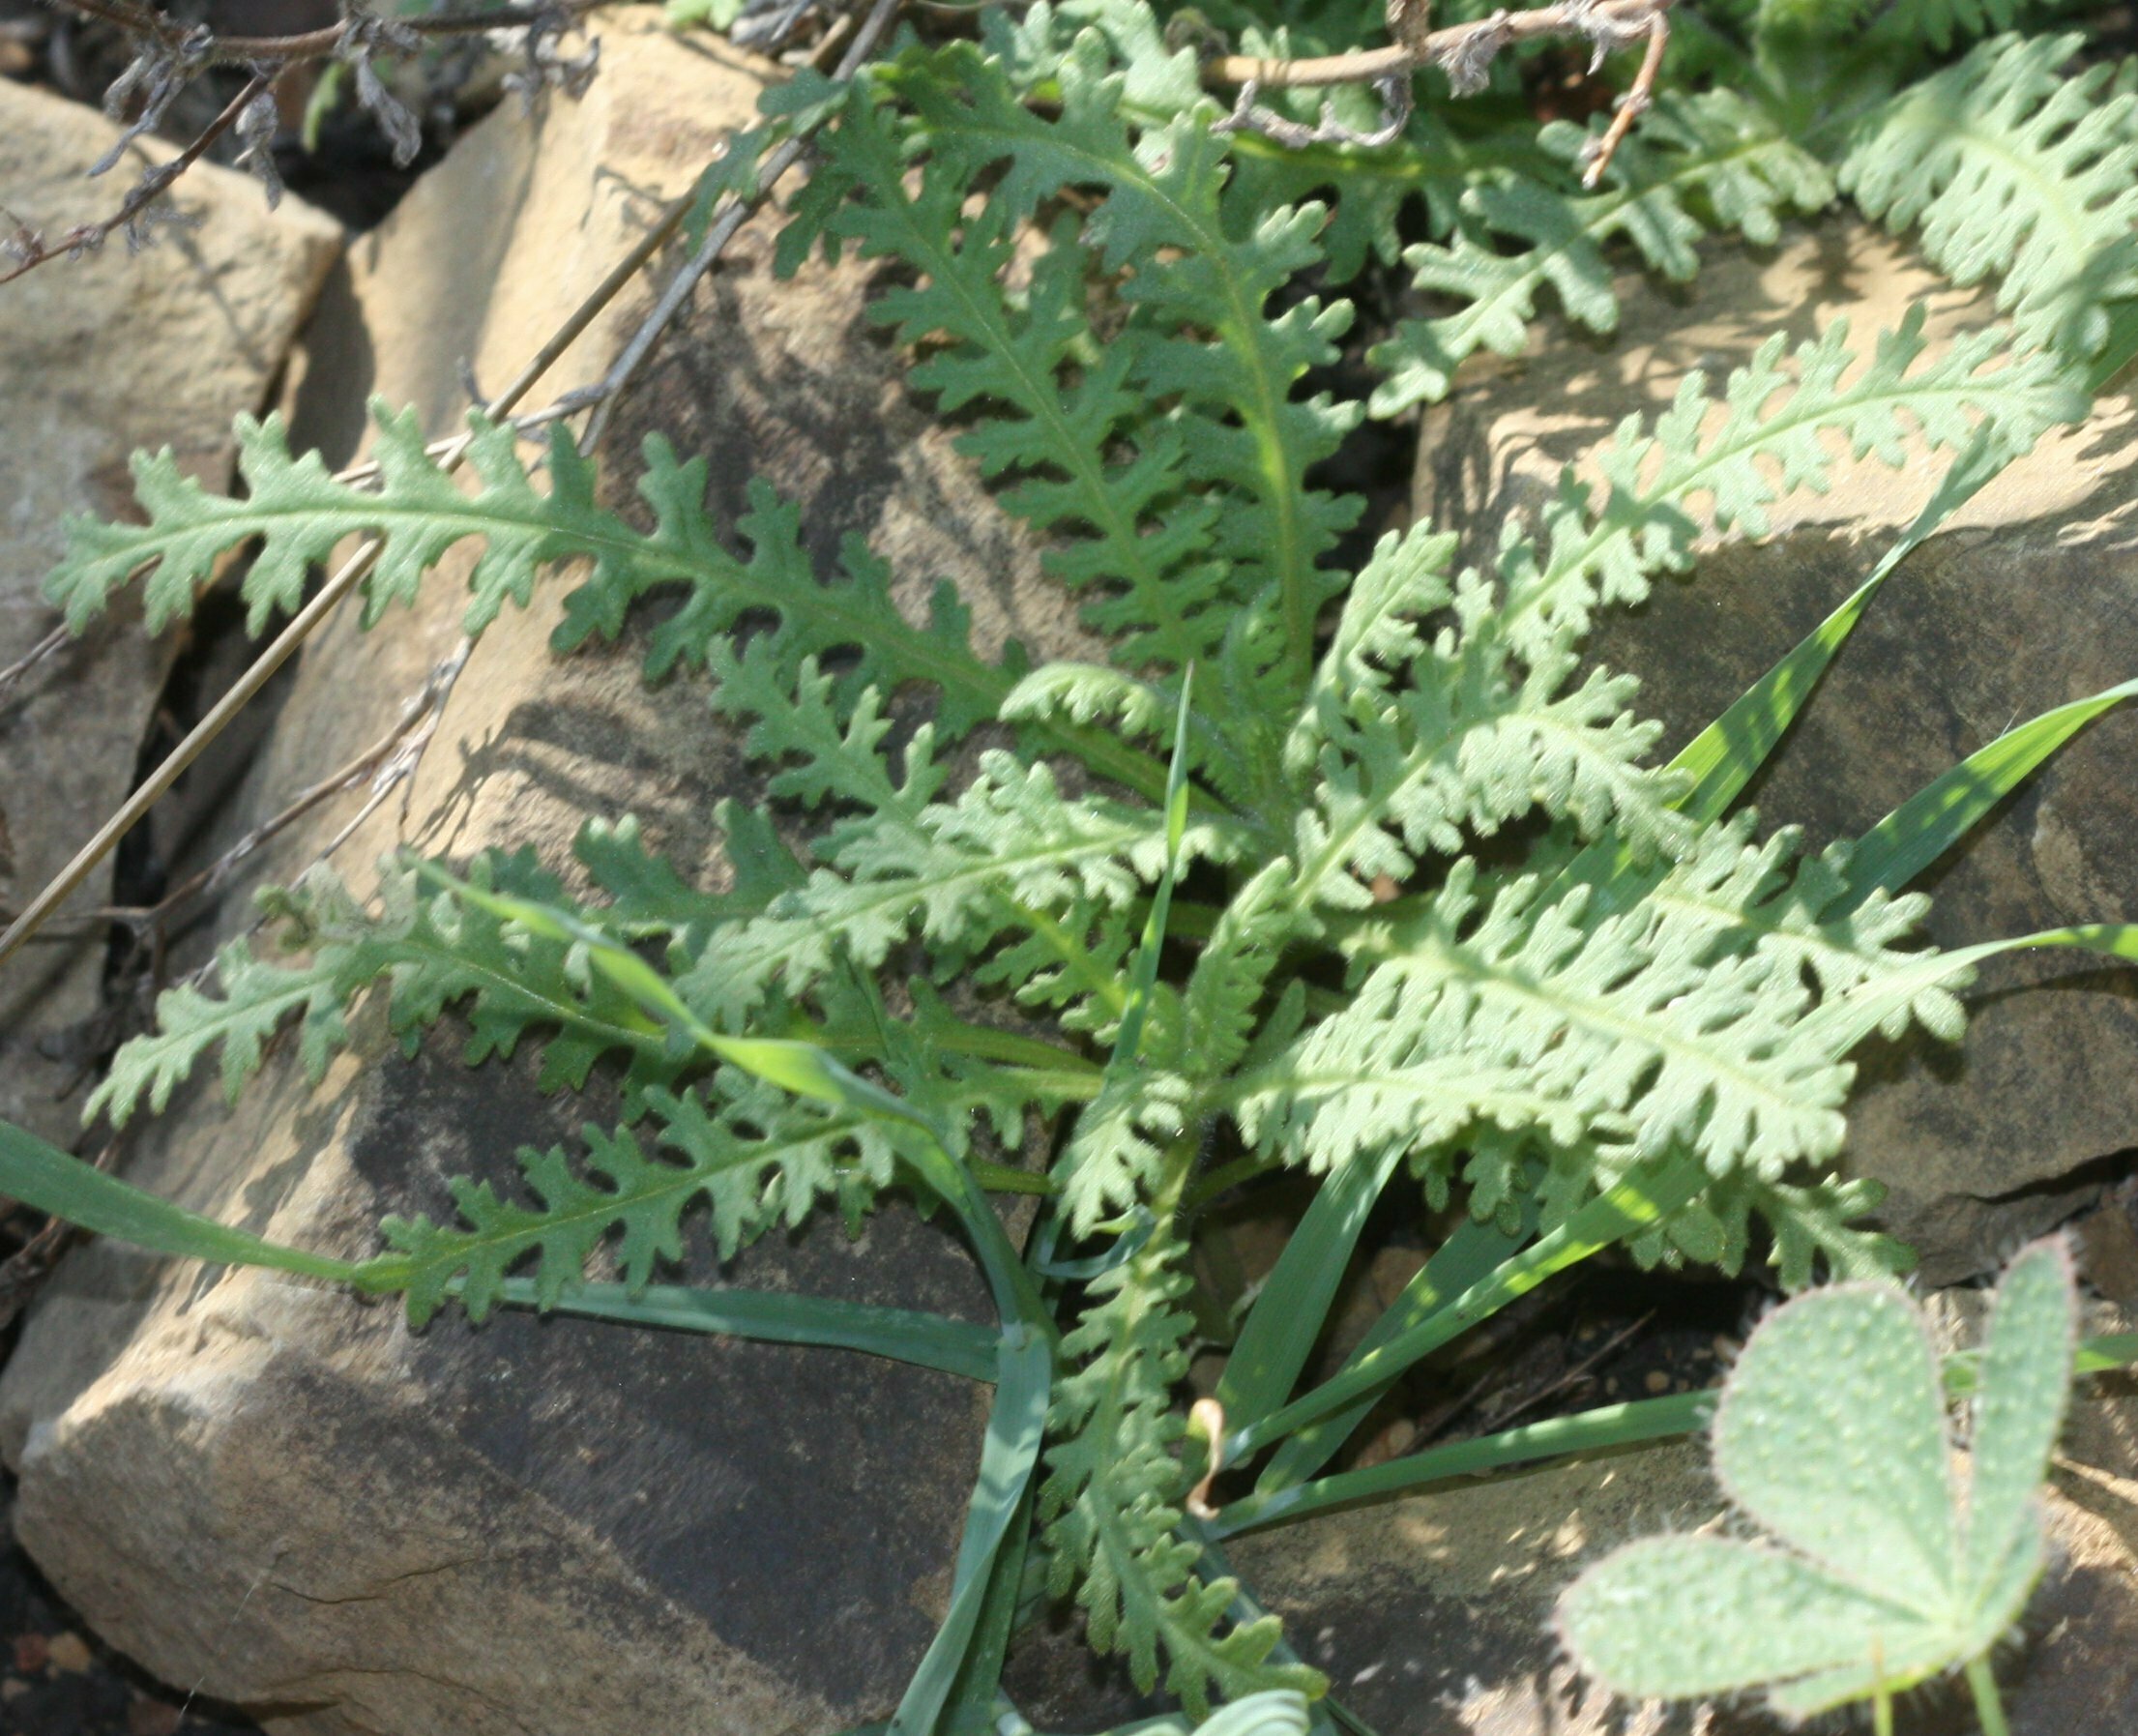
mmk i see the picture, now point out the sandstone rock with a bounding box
[0,78,339,1148]
[1412,221,2138,1284]
[0,17,1066,1735]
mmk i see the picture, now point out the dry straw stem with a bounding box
[0,1,903,977]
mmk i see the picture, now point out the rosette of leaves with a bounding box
[10,8,2138,1732]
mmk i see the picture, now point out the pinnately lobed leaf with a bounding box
[1558,1241,2078,1721]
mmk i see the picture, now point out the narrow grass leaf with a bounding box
[1671,428,2018,829]
[0,1119,362,1284]
[1217,1146,1403,1437]
[481,1277,1002,1381]
[892,1326,1052,1736]
[1255,1207,1530,1492]
[1227,1157,1708,1463]
[1840,679,2138,906]
[1217,1391,1714,1539]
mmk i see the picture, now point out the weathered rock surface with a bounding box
[1412,222,2138,1283]
[0,78,340,1147]
[0,17,1067,1735]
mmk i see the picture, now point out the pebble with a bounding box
[46,1630,93,1673]
[1644,1369,1671,1395]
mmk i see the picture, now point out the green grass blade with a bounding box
[1216,1147,1404,1437]
[483,1278,1003,1381]
[1531,427,2028,930]
[0,1118,363,1284]
[1109,668,1195,1070]
[1225,1157,1709,1464]
[1672,429,2016,829]
[422,861,948,1140]
[1215,1391,1717,1540]
[1220,1327,2138,1544]
[1255,1207,1530,1493]
[1839,679,2138,906]
[1810,924,2138,1050]
[1945,1330,2137,1394]
[940,1485,1036,1736]
[2079,1332,2138,1374]
[892,1326,1052,1736]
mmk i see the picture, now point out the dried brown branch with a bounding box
[40,0,605,67]
[136,644,468,929]
[0,625,71,710]
[1576,4,1668,188]
[0,67,276,287]
[1201,0,1672,182]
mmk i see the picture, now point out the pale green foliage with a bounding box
[1843,33,2138,357]
[60,0,2118,1717]
[1040,1231,1317,1716]
[89,850,686,1130]
[377,1081,907,1328]
[1558,1240,2077,1720]
[50,409,619,639]
[1371,97,1833,414]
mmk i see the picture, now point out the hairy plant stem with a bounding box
[1965,1657,2008,1736]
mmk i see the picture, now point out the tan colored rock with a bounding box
[0,15,1067,1736]
[1413,219,2138,1284]
[0,78,340,1147]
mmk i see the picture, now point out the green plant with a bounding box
[1558,1239,2079,1736]
[9,1,2138,1731]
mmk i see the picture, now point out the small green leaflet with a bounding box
[1557,1239,2078,1721]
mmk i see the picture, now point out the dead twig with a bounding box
[0,66,277,287]
[0,4,907,977]
[41,0,605,68]
[1202,0,1672,185]
[0,624,72,709]
[1576,4,1668,188]
[135,642,469,929]
[576,0,901,455]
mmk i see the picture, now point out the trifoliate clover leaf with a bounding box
[1556,1238,2077,1722]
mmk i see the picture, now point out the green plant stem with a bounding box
[1221,1325,2138,1539]
[1213,1391,1715,1539]
[1965,1656,2008,1736]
